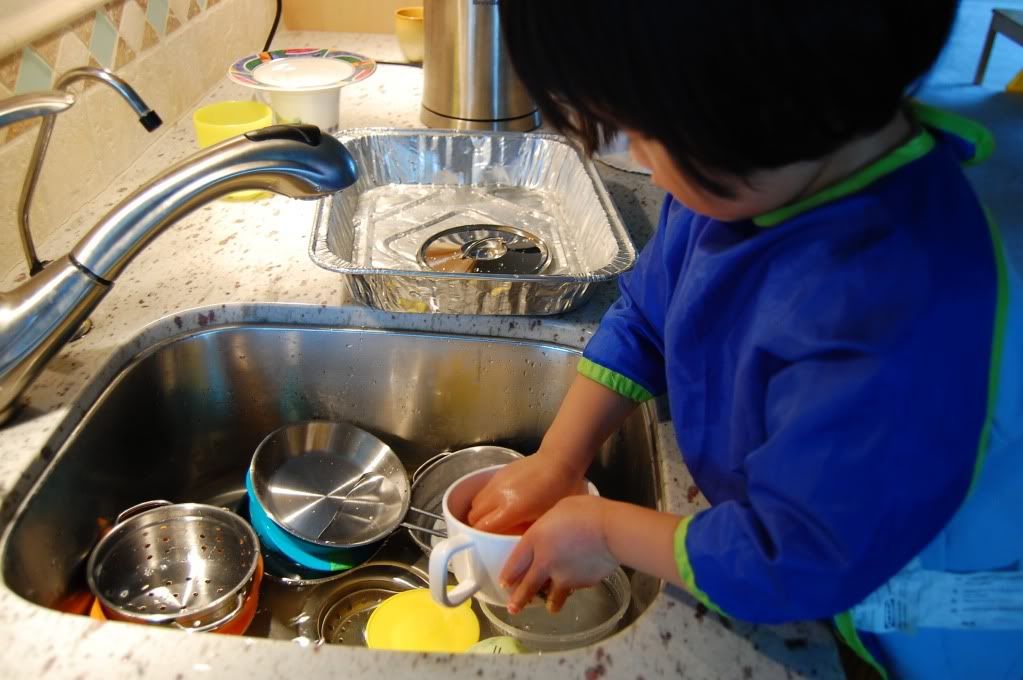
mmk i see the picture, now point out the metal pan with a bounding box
[248,421,445,550]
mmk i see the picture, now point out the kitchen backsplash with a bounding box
[0,0,274,277]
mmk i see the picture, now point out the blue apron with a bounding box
[579,103,1023,678]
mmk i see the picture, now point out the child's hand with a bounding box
[499,495,618,614]
[467,452,586,533]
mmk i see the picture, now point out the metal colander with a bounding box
[407,446,523,556]
[87,500,259,631]
[293,561,428,646]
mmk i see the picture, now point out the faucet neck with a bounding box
[71,129,355,282]
[0,257,107,424]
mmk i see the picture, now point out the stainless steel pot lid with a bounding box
[417,225,550,274]
[249,421,411,549]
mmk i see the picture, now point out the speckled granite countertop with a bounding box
[0,32,841,679]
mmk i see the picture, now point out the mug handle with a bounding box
[429,533,479,607]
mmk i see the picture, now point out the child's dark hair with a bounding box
[500,1,959,196]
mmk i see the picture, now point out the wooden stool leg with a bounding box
[974,23,998,85]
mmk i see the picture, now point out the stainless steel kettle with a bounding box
[421,0,540,131]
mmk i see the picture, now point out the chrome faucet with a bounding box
[18,67,162,275]
[0,124,358,424]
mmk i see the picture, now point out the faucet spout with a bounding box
[0,124,358,425]
[54,67,162,130]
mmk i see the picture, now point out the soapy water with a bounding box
[350,184,583,274]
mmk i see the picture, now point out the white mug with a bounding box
[429,464,598,608]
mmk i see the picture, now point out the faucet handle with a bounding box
[244,124,322,145]
[0,91,75,130]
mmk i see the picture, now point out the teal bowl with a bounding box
[245,471,376,573]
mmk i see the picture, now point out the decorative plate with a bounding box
[228,48,376,91]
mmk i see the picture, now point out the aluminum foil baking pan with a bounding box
[309,129,636,315]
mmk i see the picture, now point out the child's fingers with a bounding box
[545,584,572,614]
[470,506,508,532]
[466,496,493,525]
[500,538,534,586]
[507,563,548,615]
[466,504,492,528]
[467,489,498,525]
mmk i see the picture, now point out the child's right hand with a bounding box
[467,452,586,533]
[469,372,638,532]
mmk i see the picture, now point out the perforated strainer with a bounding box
[86,500,260,631]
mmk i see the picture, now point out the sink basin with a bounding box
[0,322,661,646]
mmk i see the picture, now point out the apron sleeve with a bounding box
[675,344,989,621]
[580,198,675,401]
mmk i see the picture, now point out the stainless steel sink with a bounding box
[0,323,661,646]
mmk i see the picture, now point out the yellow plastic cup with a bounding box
[394,7,424,63]
[192,100,274,200]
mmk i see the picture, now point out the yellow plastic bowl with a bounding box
[192,101,274,200]
[366,588,479,653]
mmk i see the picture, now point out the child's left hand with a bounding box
[500,495,619,614]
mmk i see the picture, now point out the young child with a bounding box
[467,2,1023,678]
